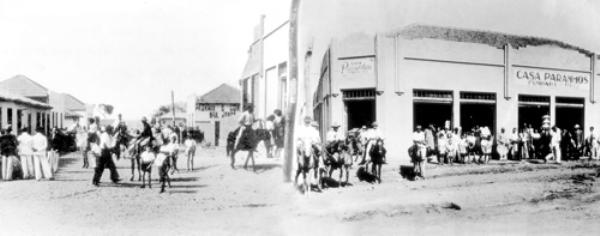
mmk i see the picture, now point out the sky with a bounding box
[0,0,290,120]
[1,0,599,121]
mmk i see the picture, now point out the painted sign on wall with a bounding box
[340,57,374,75]
[514,68,590,91]
[338,57,376,89]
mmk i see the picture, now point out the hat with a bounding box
[331,122,340,128]
[574,124,581,129]
[303,116,312,123]
[416,125,422,130]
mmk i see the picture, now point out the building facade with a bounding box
[0,87,52,133]
[240,15,290,119]
[0,75,67,133]
[186,83,241,146]
[314,24,600,163]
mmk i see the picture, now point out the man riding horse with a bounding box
[230,104,255,169]
[295,116,322,193]
[324,122,352,186]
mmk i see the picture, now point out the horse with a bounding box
[295,140,321,194]
[323,140,352,187]
[346,131,363,163]
[124,136,154,181]
[228,123,271,171]
[367,139,386,183]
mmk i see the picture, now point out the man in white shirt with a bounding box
[412,125,427,179]
[296,116,321,166]
[550,126,562,163]
[92,126,120,186]
[32,127,52,180]
[17,128,34,179]
[326,123,345,143]
[361,122,384,164]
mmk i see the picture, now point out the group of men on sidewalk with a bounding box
[1,126,55,181]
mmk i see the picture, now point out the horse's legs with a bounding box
[338,165,343,186]
[136,157,142,181]
[377,164,382,183]
[250,152,256,172]
[130,158,135,181]
[243,151,250,169]
[230,150,237,169]
[141,171,146,188]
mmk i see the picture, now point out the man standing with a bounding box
[586,126,597,160]
[411,125,426,179]
[18,127,34,179]
[573,124,584,159]
[550,126,562,163]
[92,126,120,186]
[32,127,52,181]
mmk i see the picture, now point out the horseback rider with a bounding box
[296,116,321,166]
[325,123,345,160]
[233,104,255,150]
[360,121,385,164]
[112,113,129,159]
[134,117,154,151]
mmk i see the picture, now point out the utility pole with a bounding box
[283,0,300,182]
[171,90,176,128]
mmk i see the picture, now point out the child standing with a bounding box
[184,131,197,171]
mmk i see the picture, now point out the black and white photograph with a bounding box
[0,0,599,235]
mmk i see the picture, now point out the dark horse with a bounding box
[323,140,352,187]
[366,139,386,183]
[227,124,271,171]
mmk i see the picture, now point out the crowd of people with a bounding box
[0,125,63,181]
[74,115,203,191]
[410,116,599,179]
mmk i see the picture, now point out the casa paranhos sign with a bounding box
[339,57,376,87]
[514,68,589,91]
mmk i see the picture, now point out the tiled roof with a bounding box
[64,93,86,111]
[197,83,241,104]
[394,24,595,56]
[0,75,49,98]
[0,87,52,109]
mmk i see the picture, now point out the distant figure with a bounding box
[32,127,52,181]
[18,127,34,179]
[184,131,197,171]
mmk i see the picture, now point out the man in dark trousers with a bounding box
[92,126,120,186]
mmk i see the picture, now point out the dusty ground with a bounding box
[1,146,600,235]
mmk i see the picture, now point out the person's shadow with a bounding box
[399,165,417,181]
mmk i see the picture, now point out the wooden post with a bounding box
[283,0,300,183]
[171,90,176,128]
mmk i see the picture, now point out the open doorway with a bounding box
[461,103,495,133]
[413,102,452,130]
[346,100,376,130]
[343,89,377,130]
[518,95,550,130]
[413,89,453,130]
[555,97,584,131]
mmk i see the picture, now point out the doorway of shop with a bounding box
[555,97,584,131]
[518,95,550,131]
[413,102,453,130]
[461,103,495,133]
[346,100,376,130]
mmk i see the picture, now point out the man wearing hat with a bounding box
[326,122,345,144]
[361,121,385,164]
[296,116,322,166]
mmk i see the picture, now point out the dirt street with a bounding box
[1,146,600,235]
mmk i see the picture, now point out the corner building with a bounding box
[314,24,600,164]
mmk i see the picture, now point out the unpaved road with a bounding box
[1,146,599,235]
